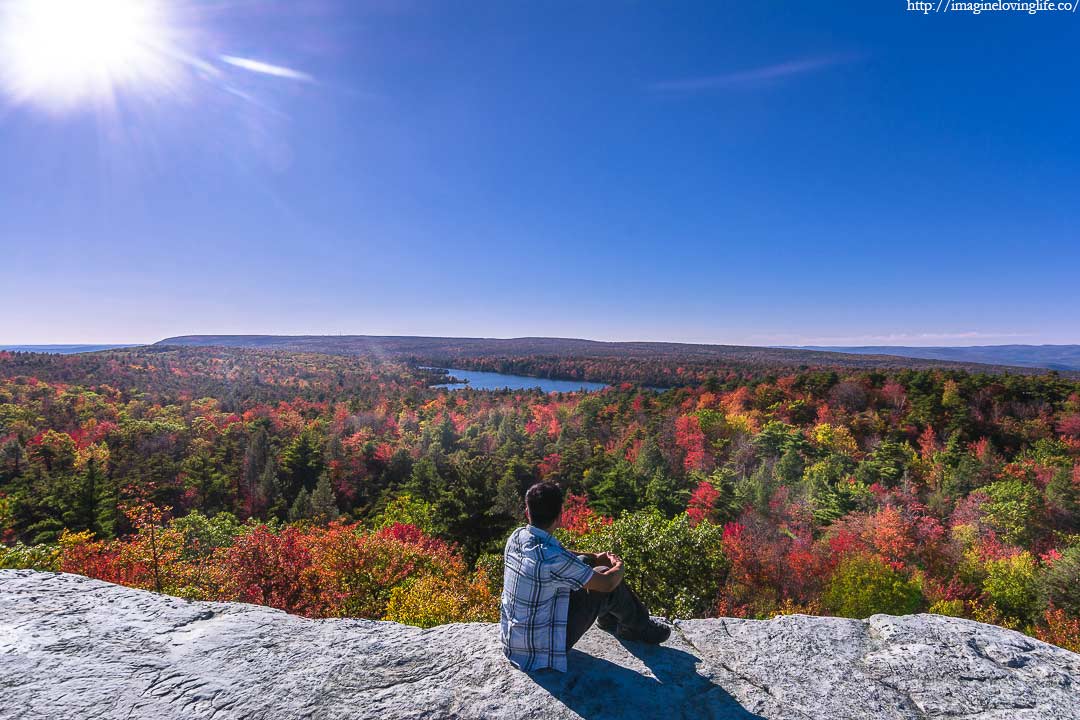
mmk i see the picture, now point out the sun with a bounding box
[0,0,180,112]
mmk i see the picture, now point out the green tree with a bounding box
[278,429,325,504]
[309,473,340,524]
[853,440,914,488]
[180,445,231,515]
[288,488,313,522]
[774,445,804,486]
[823,554,924,618]
[566,510,727,617]
[982,551,1041,626]
[1046,466,1080,533]
[374,494,437,534]
[492,458,534,520]
[754,421,799,459]
[171,510,242,558]
[242,426,271,502]
[983,479,1041,546]
[1039,546,1080,617]
[644,469,687,517]
[433,456,501,560]
[589,460,642,518]
[63,456,106,535]
[803,455,866,525]
[258,458,284,519]
[0,437,27,482]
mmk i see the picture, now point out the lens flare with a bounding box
[0,0,181,112]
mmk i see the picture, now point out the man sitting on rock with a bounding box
[500,481,670,672]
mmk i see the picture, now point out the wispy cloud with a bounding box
[220,56,313,83]
[650,54,856,93]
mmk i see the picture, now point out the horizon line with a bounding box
[2,335,1078,350]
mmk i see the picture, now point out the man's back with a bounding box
[499,525,593,672]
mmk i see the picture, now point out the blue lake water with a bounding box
[0,344,141,354]
[431,368,608,393]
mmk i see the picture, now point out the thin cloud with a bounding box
[651,55,855,93]
[220,55,313,83]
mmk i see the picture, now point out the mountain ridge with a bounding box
[797,344,1080,372]
[153,334,1062,375]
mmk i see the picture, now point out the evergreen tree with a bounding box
[93,469,119,539]
[258,459,284,520]
[76,456,120,538]
[1046,465,1080,533]
[288,488,313,522]
[590,461,641,518]
[0,438,27,483]
[644,469,685,517]
[493,458,534,519]
[181,447,231,515]
[633,437,667,479]
[774,445,804,486]
[404,457,445,503]
[278,429,325,501]
[380,449,414,497]
[438,455,500,560]
[310,473,339,524]
[242,427,270,502]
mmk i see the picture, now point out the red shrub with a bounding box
[560,494,611,537]
[216,525,320,615]
[687,481,721,526]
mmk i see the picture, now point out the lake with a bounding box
[0,344,141,354]
[430,367,608,393]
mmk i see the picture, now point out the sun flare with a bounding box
[0,0,179,111]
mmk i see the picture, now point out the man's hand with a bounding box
[597,551,621,568]
[583,553,624,592]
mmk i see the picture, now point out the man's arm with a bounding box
[577,551,620,567]
[583,556,624,592]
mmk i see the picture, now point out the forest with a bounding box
[157,333,1038,385]
[0,345,1077,651]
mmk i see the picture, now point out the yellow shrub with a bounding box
[811,423,859,456]
[725,413,759,437]
[384,570,498,628]
[928,599,965,617]
[982,551,1040,627]
[970,601,1020,630]
[58,528,96,548]
[772,597,822,617]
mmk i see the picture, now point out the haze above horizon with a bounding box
[2,2,1076,345]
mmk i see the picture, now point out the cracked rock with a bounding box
[1,570,1078,719]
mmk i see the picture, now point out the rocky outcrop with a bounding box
[1,570,1077,720]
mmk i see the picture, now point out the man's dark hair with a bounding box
[525,481,563,529]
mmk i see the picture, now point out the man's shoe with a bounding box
[617,619,671,645]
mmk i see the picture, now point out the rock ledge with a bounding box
[1,570,1078,719]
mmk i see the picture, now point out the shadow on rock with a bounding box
[527,644,764,720]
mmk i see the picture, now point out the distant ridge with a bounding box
[797,344,1080,373]
[153,334,1054,374]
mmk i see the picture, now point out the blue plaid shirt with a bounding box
[500,525,595,672]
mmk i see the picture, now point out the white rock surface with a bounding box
[1,570,1078,719]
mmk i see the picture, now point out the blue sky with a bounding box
[1,1,1077,345]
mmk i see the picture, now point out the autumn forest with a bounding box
[0,344,1078,651]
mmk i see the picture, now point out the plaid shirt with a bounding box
[500,525,595,672]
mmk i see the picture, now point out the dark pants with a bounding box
[566,557,652,650]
